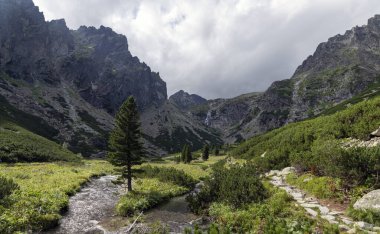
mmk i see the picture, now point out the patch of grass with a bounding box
[0,160,114,233]
[116,178,188,216]
[0,122,80,163]
[286,173,344,200]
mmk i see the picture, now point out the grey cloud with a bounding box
[34,0,380,99]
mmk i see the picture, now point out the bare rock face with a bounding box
[354,190,380,212]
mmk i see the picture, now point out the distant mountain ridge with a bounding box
[185,14,380,143]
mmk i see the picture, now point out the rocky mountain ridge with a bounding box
[186,14,380,143]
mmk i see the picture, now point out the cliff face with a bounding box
[0,0,167,156]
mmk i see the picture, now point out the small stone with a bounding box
[339,225,350,231]
[341,218,353,225]
[321,215,336,223]
[319,206,329,215]
[305,208,318,217]
[328,211,343,215]
[373,227,380,232]
[291,192,304,200]
[301,203,320,208]
[354,221,374,230]
[347,228,357,234]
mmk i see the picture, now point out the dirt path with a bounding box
[267,169,380,233]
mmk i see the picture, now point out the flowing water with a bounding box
[45,176,206,234]
[45,175,123,234]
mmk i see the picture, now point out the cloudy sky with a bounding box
[34,0,380,99]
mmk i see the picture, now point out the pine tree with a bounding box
[214,146,220,156]
[186,145,193,163]
[108,96,144,191]
[202,144,209,161]
[181,144,188,163]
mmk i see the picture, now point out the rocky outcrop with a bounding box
[354,190,380,212]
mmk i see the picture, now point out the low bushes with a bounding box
[0,176,19,200]
[291,141,380,189]
[139,165,197,188]
[187,161,267,213]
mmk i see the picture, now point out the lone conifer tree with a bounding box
[186,145,193,163]
[108,96,144,191]
[202,144,209,161]
[181,144,188,163]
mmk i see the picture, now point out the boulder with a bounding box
[353,189,380,212]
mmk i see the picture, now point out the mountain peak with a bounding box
[169,90,207,109]
[368,14,380,31]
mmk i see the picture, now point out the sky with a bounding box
[34,0,380,99]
